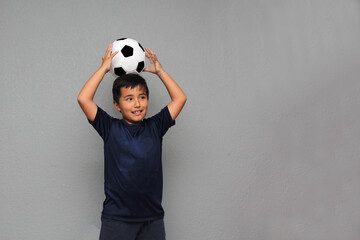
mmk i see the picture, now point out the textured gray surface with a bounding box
[1,0,360,239]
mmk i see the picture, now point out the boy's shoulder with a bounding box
[145,105,175,136]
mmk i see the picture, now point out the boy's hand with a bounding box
[143,48,165,76]
[144,47,187,121]
[101,44,118,72]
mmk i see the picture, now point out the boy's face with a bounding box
[113,85,148,124]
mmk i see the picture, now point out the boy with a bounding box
[77,44,186,240]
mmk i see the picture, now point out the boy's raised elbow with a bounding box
[77,92,90,104]
[77,94,90,108]
[175,94,187,108]
[182,92,187,103]
[182,95,187,105]
[77,95,84,105]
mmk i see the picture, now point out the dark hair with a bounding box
[112,74,149,104]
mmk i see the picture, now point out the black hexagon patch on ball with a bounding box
[121,45,133,58]
[114,67,126,76]
[136,61,145,73]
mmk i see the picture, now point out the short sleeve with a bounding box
[88,106,113,141]
[151,106,176,136]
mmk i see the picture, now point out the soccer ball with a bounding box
[110,38,145,77]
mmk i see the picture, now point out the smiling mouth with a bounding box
[132,110,143,116]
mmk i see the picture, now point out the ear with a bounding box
[113,100,121,112]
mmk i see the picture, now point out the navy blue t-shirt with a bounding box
[89,106,175,222]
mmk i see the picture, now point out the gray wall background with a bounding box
[1,0,359,239]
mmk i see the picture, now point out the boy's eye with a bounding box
[126,98,132,101]
[141,96,147,100]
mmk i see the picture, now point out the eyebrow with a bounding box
[124,93,147,98]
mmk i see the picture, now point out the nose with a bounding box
[134,98,140,108]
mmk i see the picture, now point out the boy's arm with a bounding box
[144,48,187,120]
[77,44,118,122]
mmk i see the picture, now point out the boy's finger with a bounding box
[145,54,155,63]
[107,44,113,53]
[111,50,119,57]
[146,47,155,55]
